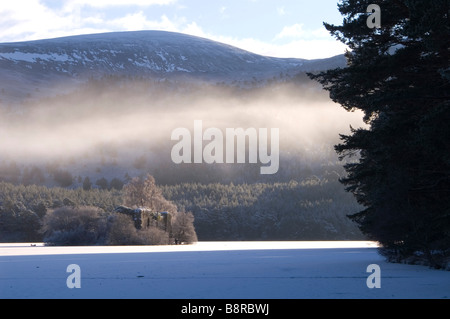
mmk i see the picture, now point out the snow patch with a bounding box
[0,52,71,63]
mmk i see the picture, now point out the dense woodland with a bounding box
[0,174,364,243]
[162,178,363,241]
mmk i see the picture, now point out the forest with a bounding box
[0,174,364,243]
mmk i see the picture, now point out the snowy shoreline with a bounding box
[1,241,448,299]
[0,241,379,256]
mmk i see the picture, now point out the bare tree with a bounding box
[107,213,169,245]
[172,211,198,244]
[122,174,177,213]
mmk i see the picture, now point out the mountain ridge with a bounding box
[0,30,346,104]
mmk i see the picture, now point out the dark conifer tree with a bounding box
[309,0,450,268]
[83,176,92,191]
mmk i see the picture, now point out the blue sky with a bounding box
[0,0,347,59]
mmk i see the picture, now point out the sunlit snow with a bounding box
[1,242,448,299]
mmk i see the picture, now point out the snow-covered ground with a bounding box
[0,242,448,299]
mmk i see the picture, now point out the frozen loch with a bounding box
[0,241,449,299]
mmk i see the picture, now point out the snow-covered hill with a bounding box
[0,31,345,104]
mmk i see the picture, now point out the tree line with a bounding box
[0,175,364,243]
[162,177,363,241]
[0,175,197,245]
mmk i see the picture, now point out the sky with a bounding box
[0,0,348,59]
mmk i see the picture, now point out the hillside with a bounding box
[0,30,345,105]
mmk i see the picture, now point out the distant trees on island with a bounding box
[0,174,363,244]
[0,174,197,246]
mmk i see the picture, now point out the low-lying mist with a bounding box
[0,77,365,185]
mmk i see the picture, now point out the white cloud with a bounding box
[179,24,346,59]
[275,23,305,39]
[0,1,80,42]
[182,21,206,38]
[0,1,181,42]
[214,36,346,60]
[108,12,179,32]
[65,0,177,9]
[275,24,330,40]
[266,39,347,59]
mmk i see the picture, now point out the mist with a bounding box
[0,78,365,184]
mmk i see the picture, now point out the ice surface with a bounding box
[0,242,448,299]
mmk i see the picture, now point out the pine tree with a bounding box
[82,177,92,191]
[309,0,450,268]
